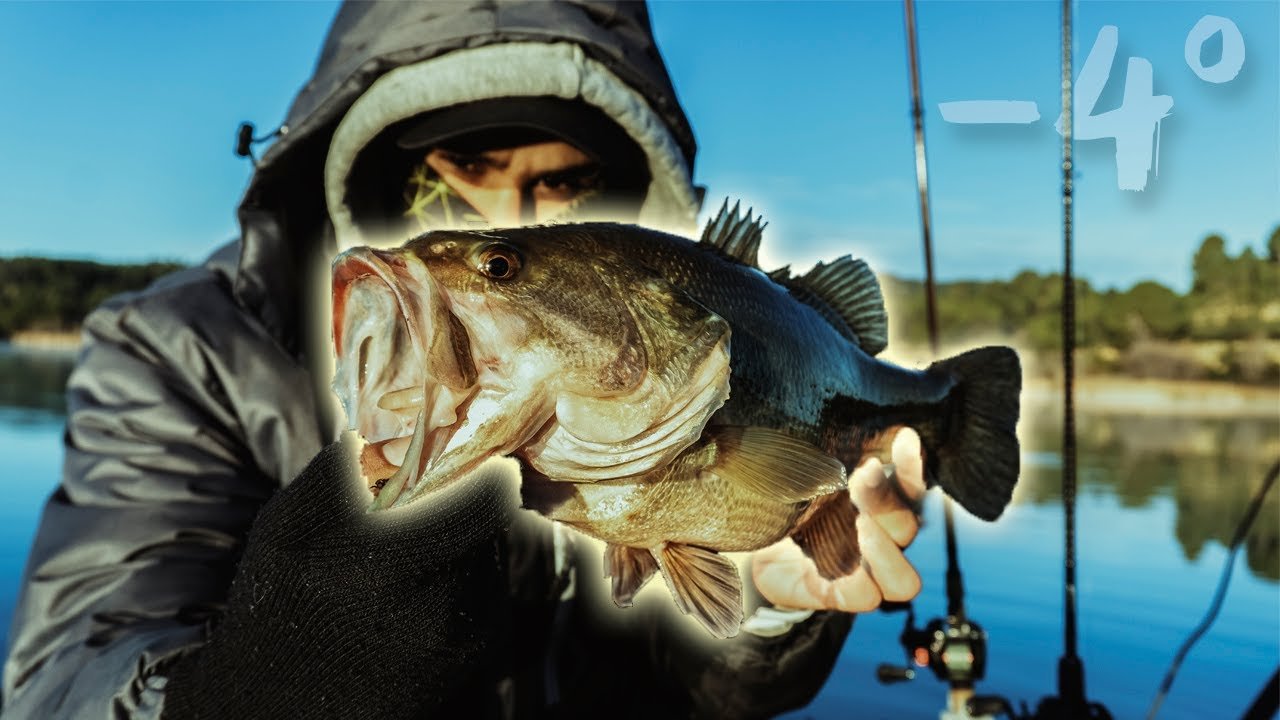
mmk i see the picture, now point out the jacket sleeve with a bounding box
[643,578,853,718]
[660,611,853,718]
[1,266,331,719]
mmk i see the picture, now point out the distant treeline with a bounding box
[885,228,1280,383]
[0,258,184,339]
[2,228,1277,381]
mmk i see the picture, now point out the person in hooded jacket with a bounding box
[2,3,929,718]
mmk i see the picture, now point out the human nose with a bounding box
[472,188,530,227]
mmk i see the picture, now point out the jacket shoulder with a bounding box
[70,237,331,492]
[82,240,240,345]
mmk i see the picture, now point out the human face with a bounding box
[423,140,603,226]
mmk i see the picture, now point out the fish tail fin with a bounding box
[921,346,1022,521]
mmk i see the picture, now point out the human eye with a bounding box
[533,165,603,201]
[437,151,489,179]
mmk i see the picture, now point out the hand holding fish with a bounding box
[752,427,926,612]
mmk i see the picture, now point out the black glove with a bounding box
[162,440,514,719]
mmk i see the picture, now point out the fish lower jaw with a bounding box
[360,428,443,496]
[360,385,482,505]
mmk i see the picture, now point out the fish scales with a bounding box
[575,226,955,448]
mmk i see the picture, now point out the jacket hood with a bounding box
[232,1,701,351]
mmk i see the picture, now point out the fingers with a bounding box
[751,540,819,608]
[846,427,925,603]
[851,457,919,548]
[752,539,885,613]
[856,513,921,602]
[753,530,921,612]
[890,427,927,504]
[752,427,929,612]
[824,567,883,613]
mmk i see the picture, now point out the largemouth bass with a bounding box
[331,202,1021,637]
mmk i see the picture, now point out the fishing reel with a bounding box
[877,604,988,688]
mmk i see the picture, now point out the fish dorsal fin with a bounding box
[787,256,888,356]
[707,426,845,504]
[699,198,767,267]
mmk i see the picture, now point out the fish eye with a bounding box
[477,244,522,281]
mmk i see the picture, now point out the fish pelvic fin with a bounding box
[653,542,744,639]
[604,544,659,608]
[790,491,861,580]
[923,346,1022,521]
[707,426,846,504]
[774,257,888,356]
[699,198,767,268]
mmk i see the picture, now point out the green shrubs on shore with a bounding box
[2,227,1276,383]
[884,228,1280,385]
[0,258,183,340]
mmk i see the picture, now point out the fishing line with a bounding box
[1145,461,1279,720]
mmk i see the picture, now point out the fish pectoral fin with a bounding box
[604,544,658,608]
[653,542,743,639]
[708,426,846,504]
[791,491,861,580]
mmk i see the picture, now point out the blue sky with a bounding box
[0,1,1275,293]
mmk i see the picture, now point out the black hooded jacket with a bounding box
[2,3,851,717]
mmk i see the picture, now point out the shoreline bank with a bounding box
[2,334,1275,418]
[1024,377,1278,419]
[4,331,82,353]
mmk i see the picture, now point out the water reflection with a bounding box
[0,346,1276,718]
[0,344,74,417]
[1018,409,1280,581]
[1,343,1276,583]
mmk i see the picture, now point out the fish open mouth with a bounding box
[331,248,480,508]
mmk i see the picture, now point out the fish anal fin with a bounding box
[653,542,744,639]
[604,544,658,608]
[791,491,861,580]
[699,198,767,268]
[785,256,888,356]
[709,426,845,504]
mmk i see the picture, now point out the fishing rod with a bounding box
[964,462,1279,719]
[873,2,992,718]
[968,2,1112,715]
[1146,461,1279,719]
[881,2,1268,717]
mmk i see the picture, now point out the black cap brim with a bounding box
[395,97,645,178]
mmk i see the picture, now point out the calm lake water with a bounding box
[1,342,1276,718]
